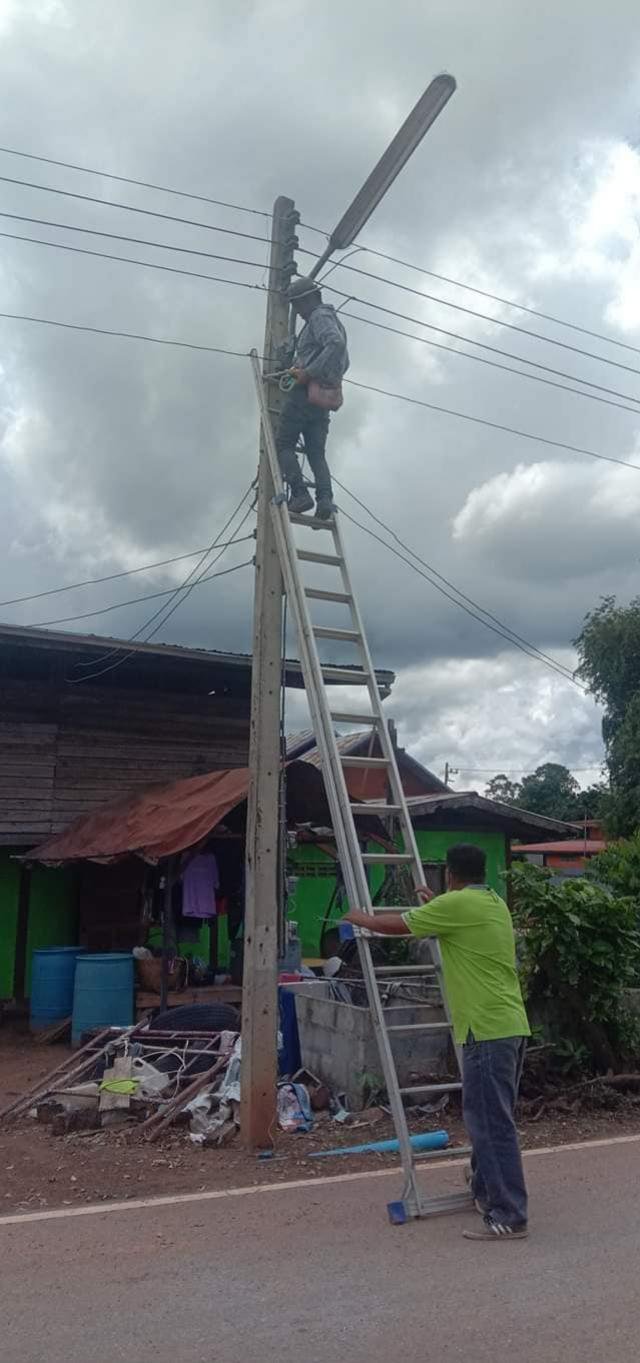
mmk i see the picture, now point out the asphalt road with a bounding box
[2,1135,638,1363]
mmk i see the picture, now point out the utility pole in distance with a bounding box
[241,196,298,1149]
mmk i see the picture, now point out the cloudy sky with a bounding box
[2,0,640,790]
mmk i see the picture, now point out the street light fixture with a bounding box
[309,72,456,279]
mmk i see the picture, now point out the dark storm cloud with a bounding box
[1,0,640,771]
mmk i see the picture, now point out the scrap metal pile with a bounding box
[0,1018,242,1147]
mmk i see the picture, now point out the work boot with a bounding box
[315,497,337,521]
[288,488,314,515]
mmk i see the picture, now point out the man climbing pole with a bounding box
[276,276,349,520]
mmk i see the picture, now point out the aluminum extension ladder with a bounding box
[251,351,471,1222]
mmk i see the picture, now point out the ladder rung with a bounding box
[361,853,414,865]
[369,904,408,913]
[349,803,402,817]
[372,965,437,975]
[297,549,343,567]
[386,1022,452,1033]
[330,711,377,724]
[399,1082,462,1097]
[306,589,352,604]
[288,513,334,529]
[341,755,388,768]
[414,1191,474,1216]
[321,668,370,684]
[313,625,361,643]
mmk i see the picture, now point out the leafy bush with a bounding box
[589,832,640,902]
[510,862,640,1072]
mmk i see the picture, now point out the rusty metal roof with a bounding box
[25,759,330,865]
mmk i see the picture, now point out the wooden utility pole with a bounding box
[241,195,298,1148]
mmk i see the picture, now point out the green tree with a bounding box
[589,830,640,900]
[510,861,640,1071]
[575,597,640,835]
[485,773,520,804]
[517,762,580,821]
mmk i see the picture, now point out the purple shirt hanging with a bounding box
[182,853,220,919]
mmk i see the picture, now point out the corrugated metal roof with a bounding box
[26,759,330,865]
[514,840,606,855]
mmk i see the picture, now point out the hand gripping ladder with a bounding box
[251,351,471,1222]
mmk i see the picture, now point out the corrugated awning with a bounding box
[25,761,330,866]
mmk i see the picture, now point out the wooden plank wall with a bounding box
[0,677,250,845]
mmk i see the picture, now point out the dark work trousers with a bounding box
[463,1034,528,1227]
[275,384,332,501]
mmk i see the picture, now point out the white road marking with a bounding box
[1,1130,638,1228]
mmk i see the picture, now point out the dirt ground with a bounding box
[2,1022,639,1215]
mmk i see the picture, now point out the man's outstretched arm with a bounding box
[344,886,433,936]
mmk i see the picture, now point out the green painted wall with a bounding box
[289,829,507,958]
[414,829,505,894]
[25,867,78,996]
[0,853,20,998]
[0,854,78,999]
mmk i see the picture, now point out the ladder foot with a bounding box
[387,1200,409,1225]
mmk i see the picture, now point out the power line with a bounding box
[0,540,250,609]
[0,228,272,300]
[324,283,640,406]
[455,766,601,774]
[334,478,578,682]
[310,254,640,380]
[336,501,585,691]
[3,142,633,365]
[317,237,640,363]
[2,307,639,473]
[0,145,270,220]
[0,210,269,268]
[0,173,270,245]
[341,308,640,419]
[27,556,253,629]
[9,220,638,418]
[340,506,586,692]
[346,376,640,473]
[70,485,256,682]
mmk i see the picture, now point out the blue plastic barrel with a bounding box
[72,952,134,1046]
[30,946,86,1032]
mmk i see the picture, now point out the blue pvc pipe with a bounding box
[309,1130,448,1159]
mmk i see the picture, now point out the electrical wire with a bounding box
[0,211,269,268]
[308,253,640,380]
[28,556,253,629]
[0,542,247,610]
[6,226,640,417]
[336,505,586,692]
[306,233,640,363]
[0,228,272,298]
[69,484,256,681]
[323,283,640,405]
[5,211,640,414]
[2,142,632,361]
[333,477,578,682]
[0,173,270,244]
[2,307,639,472]
[0,145,271,219]
[345,376,640,473]
[341,308,640,419]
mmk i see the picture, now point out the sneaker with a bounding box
[315,498,336,521]
[288,489,314,515]
[463,1215,528,1242]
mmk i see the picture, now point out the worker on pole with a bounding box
[276,277,349,520]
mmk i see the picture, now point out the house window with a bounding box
[421,861,446,895]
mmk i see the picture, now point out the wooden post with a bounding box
[160,859,175,1013]
[241,195,297,1148]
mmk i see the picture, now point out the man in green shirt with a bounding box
[344,843,530,1241]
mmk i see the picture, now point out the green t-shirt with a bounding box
[402,886,530,1045]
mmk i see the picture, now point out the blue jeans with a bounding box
[275,385,332,501]
[462,1034,528,1227]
